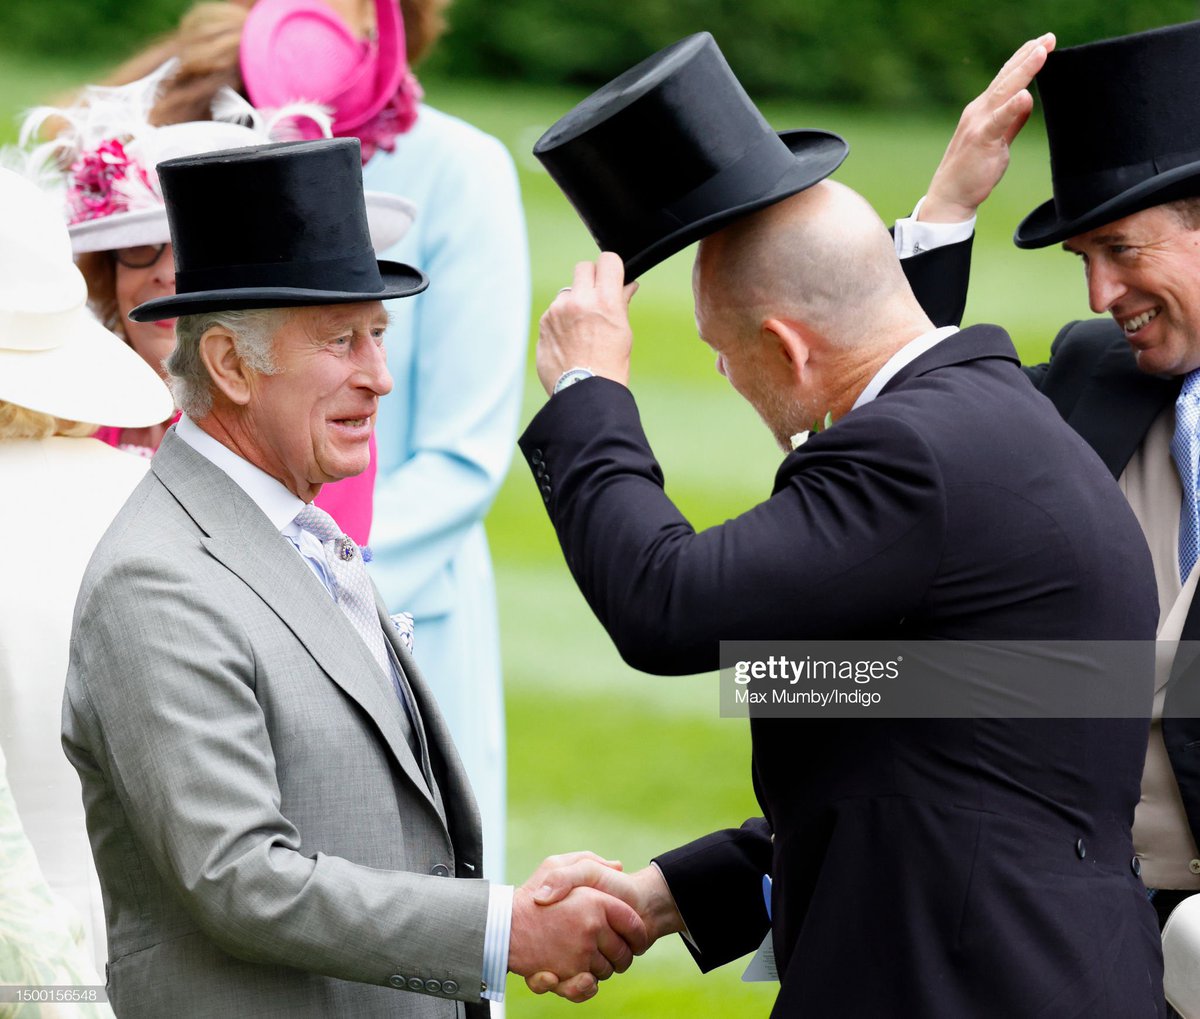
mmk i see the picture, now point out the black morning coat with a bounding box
[517,241,1166,1018]
[928,237,1200,854]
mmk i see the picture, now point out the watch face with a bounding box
[554,368,595,394]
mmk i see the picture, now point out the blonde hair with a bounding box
[0,401,96,440]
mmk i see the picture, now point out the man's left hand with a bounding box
[537,251,639,396]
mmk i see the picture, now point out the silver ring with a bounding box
[557,286,572,294]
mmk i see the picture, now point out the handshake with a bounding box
[508,851,686,1003]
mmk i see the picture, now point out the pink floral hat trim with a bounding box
[240,0,422,163]
[15,63,415,255]
[67,137,156,225]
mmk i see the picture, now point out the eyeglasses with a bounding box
[114,243,168,269]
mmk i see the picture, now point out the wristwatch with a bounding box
[553,367,596,395]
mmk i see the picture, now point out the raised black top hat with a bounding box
[130,137,427,321]
[1016,21,1200,248]
[533,32,848,280]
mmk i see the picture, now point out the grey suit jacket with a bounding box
[63,429,492,1018]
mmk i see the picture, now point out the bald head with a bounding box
[694,180,929,350]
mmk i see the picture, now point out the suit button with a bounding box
[1131,856,1142,877]
[407,977,424,992]
[535,463,545,478]
[431,863,450,877]
[1075,838,1086,859]
[424,979,442,993]
[542,491,550,504]
[540,483,552,497]
[389,974,406,988]
[443,980,459,994]
[531,449,544,464]
[1190,859,1200,875]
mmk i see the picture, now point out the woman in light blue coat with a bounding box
[365,106,528,884]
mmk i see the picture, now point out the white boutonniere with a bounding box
[790,412,834,450]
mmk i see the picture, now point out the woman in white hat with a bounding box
[23,65,415,544]
[0,166,172,984]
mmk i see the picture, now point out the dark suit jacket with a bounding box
[904,234,1200,853]
[519,325,1164,1017]
[1024,319,1200,846]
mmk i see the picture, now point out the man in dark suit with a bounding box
[897,24,1200,954]
[520,167,1165,1015]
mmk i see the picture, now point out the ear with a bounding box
[761,318,812,384]
[199,326,255,407]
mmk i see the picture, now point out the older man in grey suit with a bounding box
[62,139,643,1017]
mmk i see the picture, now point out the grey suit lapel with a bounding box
[376,595,484,874]
[151,429,442,819]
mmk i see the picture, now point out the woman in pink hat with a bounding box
[96,0,529,890]
[22,65,417,546]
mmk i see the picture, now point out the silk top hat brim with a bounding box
[534,32,848,280]
[130,137,427,322]
[129,262,426,321]
[1014,21,1200,249]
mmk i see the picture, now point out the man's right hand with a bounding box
[520,859,686,1001]
[920,33,1056,224]
[508,854,650,1003]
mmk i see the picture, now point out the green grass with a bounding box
[0,55,1097,1017]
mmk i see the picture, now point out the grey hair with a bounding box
[168,308,287,418]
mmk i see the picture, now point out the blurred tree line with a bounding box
[2,0,1198,107]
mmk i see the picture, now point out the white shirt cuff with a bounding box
[893,195,976,258]
[481,882,513,1002]
[649,861,697,949]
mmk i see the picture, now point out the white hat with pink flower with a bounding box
[15,61,415,256]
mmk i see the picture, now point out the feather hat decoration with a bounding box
[9,62,415,255]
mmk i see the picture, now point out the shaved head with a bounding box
[694,180,923,348]
[691,180,934,450]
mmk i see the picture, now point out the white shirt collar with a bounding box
[852,325,959,411]
[174,414,307,533]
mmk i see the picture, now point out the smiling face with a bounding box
[242,301,392,500]
[1063,205,1200,376]
[115,242,177,380]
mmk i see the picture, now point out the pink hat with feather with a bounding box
[239,0,422,162]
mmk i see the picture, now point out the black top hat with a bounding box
[533,32,848,280]
[1016,21,1200,249]
[130,137,427,321]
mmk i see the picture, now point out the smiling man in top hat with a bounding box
[888,21,1200,955]
[514,32,1165,1016]
[61,137,647,1018]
